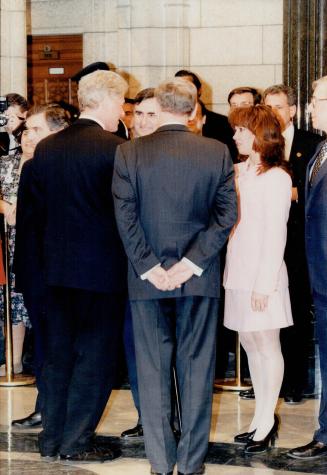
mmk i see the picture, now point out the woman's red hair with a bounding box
[229,104,291,175]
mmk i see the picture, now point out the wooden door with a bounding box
[27,34,83,107]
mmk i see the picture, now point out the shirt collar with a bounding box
[79,113,105,130]
[282,122,294,141]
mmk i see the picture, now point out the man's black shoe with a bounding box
[287,440,327,459]
[12,411,42,428]
[239,387,255,400]
[284,390,303,405]
[121,423,143,438]
[150,470,173,475]
[40,454,58,463]
[178,464,205,474]
[60,446,121,464]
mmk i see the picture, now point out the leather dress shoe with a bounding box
[60,446,121,464]
[284,390,303,405]
[121,423,143,438]
[239,387,255,400]
[12,411,42,428]
[287,440,327,459]
[150,470,173,475]
[40,454,58,463]
[178,464,205,474]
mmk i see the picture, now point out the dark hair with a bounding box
[26,104,69,130]
[55,100,79,122]
[134,88,155,104]
[197,100,207,117]
[6,93,28,112]
[124,97,135,105]
[228,87,262,105]
[174,70,202,92]
[229,105,290,175]
[263,84,297,106]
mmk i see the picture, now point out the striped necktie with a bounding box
[310,141,327,185]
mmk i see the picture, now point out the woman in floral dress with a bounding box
[0,130,34,375]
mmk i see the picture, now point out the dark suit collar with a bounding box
[155,124,189,133]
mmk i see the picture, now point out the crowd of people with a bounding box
[0,62,327,473]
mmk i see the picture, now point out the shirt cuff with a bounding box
[182,257,203,277]
[140,263,161,280]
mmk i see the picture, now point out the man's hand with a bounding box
[251,291,268,312]
[147,266,170,291]
[167,261,194,290]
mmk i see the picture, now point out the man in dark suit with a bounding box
[288,76,327,460]
[174,69,237,160]
[112,78,237,475]
[28,70,128,463]
[11,104,69,429]
[264,85,322,404]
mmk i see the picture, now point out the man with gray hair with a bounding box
[28,70,128,464]
[113,78,237,475]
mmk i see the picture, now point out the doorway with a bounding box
[27,34,83,108]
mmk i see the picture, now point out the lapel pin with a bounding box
[296,152,302,158]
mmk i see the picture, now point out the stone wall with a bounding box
[27,0,283,113]
[0,0,27,96]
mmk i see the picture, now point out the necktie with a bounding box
[310,141,327,185]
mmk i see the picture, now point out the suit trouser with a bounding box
[312,291,327,444]
[280,262,312,394]
[38,286,124,456]
[130,296,219,473]
[123,301,141,422]
[22,290,46,413]
[282,221,312,394]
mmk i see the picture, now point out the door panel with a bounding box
[27,34,83,107]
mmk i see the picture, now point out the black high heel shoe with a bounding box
[244,415,279,454]
[234,429,256,444]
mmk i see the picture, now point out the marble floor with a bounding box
[0,384,326,474]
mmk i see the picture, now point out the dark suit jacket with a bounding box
[14,159,45,296]
[305,140,327,296]
[28,118,127,294]
[202,107,238,161]
[112,124,237,300]
[285,127,322,274]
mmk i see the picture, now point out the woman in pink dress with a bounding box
[224,105,293,454]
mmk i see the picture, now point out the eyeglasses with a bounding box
[310,96,327,107]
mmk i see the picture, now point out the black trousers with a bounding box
[131,296,219,474]
[22,290,46,413]
[38,286,124,456]
[282,239,312,395]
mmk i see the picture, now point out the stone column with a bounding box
[0,0,27,96]
[284,0,327,129]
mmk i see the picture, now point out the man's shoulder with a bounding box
[290,127,323,163]
[204,107,228,123]
[294,127,322,146]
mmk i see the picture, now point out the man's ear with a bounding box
[188,104,198,121]
[289,104,296,120]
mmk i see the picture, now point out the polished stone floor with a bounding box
[0,385,326,474]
